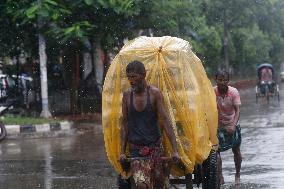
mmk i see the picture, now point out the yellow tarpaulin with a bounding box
[102,36,218,176]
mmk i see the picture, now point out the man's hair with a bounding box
[126,60,145,74]
[215,70,230,80]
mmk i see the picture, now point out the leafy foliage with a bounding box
[1,0,284,76]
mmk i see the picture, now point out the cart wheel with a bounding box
[118,174,131,189]
[266,93,270,104]
[255,86,259,103]
[202,150,220,189]
[193,164,203,187]
[264,85,269,104]
[0,122,6,141]
[276,85,280,102]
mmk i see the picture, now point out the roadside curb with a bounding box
[5,121,75,139]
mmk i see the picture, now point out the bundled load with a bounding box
[102,36,218,176]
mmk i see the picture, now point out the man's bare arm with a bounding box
[121,92,128,154]
[155,90,178,154]
[226,104,240,134]
[233,105,240,127]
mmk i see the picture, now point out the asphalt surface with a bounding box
[0,83,283,188]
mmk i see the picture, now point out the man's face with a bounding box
[126,72,145,92]
[216,75,229,91]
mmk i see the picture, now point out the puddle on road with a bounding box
[222,183,271,189]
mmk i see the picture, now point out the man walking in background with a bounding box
[214,70,242,184]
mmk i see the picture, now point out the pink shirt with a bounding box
[261,68,272,82]
[214,86,241,128]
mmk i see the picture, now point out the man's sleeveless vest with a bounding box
[127,87,161,146]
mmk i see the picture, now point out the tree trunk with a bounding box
[38,33,51,118]
[38,0,51,118]
[94,41,104,93]
[83,52,92,79]
[16,55,19,91]
[223,10,229,71]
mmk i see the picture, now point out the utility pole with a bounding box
[38,0,51,118]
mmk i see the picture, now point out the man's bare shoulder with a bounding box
[122,89,131,100]
[123,89,131,95]
[149,85,162,96]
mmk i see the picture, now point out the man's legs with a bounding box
[131,160,152,189]
[232,146,242,183]
[152,162,169,189]
[217,152,225,184]
[136,183,148,189]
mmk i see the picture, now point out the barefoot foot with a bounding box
[220,175,225,185]
[235,173,240,184]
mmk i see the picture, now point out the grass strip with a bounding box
[1,114,61,125]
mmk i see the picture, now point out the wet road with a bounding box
[0,83,284,189]
[0,129,117,189]
[221,82,284,189]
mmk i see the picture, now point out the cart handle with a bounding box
[119,156,175,163]
[127,156,173,162]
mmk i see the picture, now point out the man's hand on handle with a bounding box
[119,154,127,162]
[226,125,236,135]
[172,152,180,163]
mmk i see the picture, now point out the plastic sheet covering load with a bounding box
[102,36,218,176]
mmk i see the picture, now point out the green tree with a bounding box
[205,0,266,70]
[253,0,284,68]
[231,26,272,76]
[6,0,71,117]
[5,0,138,115]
